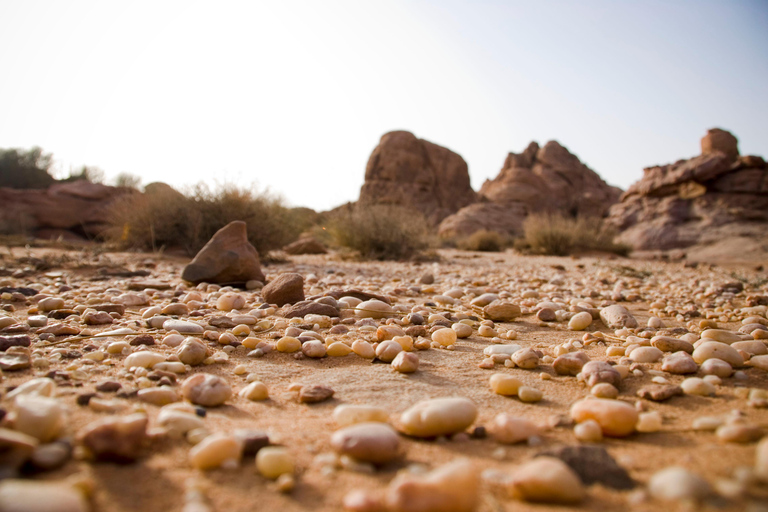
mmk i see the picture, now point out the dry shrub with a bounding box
[458,229,507,252]
[519,213,629,256]
[107,183,302,255]
[330,205,430,260]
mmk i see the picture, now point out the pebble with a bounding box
[568,311,592,331]
[431,328,457,347]
[651,336,694,354]
[692,341,744,367]
[262,273,305,306]
[637,385,682,402]
[79,413,148,462]
[333,405,389,427]
[579,361,621,387]
[680,377,715,396]
[14,395,66,442]
[327,342,353,357]
[489,373,522,396]
[386,458,480,512]
[570,398,638,437]
[391,352,419,373]
[648,466,712,502]
[491,414,539,444]
[574,419,603,442]
[591,382,619,399]
[517,387,543,403]
[302,340,327,358]
[352,340,376,359]
[553,352,589,376]
[749,354,768,371]
[331,422,401,464]
[124,350,166,369]
[483,301,521,322]
[181,373,232,407]
[756,437,768,481]
[29,440,71,471]
[239,381,269,401]
[276,336,301,353]
[298,384,335,403]
[157,408,205,436]
[701,328,747,344]
[716,424,764,443]
[599,305,638,329]
[216,293,245,311]
[636,411,662,432]
[6,377,56,401]
[699,358,733,377]
[163,319,205,334]
[137,386,179,405]
[0,428,38,470]
[628,346,663,363]
[508,456,585,504]
[660,351,698,374]
[256,446,294,479]
[355,300,394,319]
[511,348,539,369]
[537,307,557,322]
[398,397,477,437]
[189,433,243,470]
[0,480,88,512]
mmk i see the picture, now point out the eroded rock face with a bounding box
[358,131,477,224]
[438,141,621,238]
[608,128,768,255]
[0,180,134,240]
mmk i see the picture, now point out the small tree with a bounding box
[0,147,55,189]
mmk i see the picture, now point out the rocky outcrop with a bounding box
[607,129,768,255]
[358,131,476,223]
[438,141,621,238]
[0,180,134,240]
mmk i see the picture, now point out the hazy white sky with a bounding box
[1,0,766,211]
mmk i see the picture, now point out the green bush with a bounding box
[458,229,506,252]
[520,213,630,256]
[107,182,303,255]
[330,205,430,260]
[0,147,55,189]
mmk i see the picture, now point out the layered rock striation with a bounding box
[358,131,477,224]
[607,129,768,253]
[438,141,621,238]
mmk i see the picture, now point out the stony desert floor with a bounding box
[0,245,767,512]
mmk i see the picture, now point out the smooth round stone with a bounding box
[648,466,712,502]
[661,352,698,374]
[137,387,179,406]
[177,338,208,365]
[489,374,522,396]
[518,387,543,403]
[568,312,592,331]
[190,434,243,470]
[386,459,480,512]
[471,293,499,307]
[14,396,66,442]
[749,354,768,371]
[27,315,48,327]
[232,324,251,336]
[701,329,747,344]
[333,405,389,427]
[483,301,521,322]
[163,333,184,347]
[691,416,724,431]
[6,378,56,401]
[553,352,590,376]
[302,340,327,358]
[38,297,65,312]
[331,422,400,464]
[0,480,88,512]
[432,328,457,347]
[692,342,744,367]
[327,342,353,357]
[276,336,301,353]
[579,361,621,387]
[352,340,375,359]
[0,428,38,471]
[636,411,663,432]
[95,327,136,337]
[651,336,694,354]
[732,340,768,356]
[681,377,715,396]
[570,399,638,437]
[161,303,189,316]
[239,381,269,401]
[452,323,473,338]
[591,383,619,399]
[483,344,521,357]
[377,325,405,341]
[478,325,497,337]
[216,293,245,311]
[755,437,768,481]
[29,441,71,471]
[79,413,148,462]
[537,307,557,322]
[491,414,539,444]
[512,348,539,369]
[256,446,294,479]
[355,300,394,319]
[398,397,477,437]
[375,340,402,362]
[599,305,637,329]
[699,358,733,377]
[181,373,232,407]
[162,319,204,334]
[124,350,165,369]
[157,408,205,435]
[508,456,585,504]
[628,346,663,363]
[392,335,414,351]
[716,424,764,443]
[392,351,419,373]
[574,419,603,442]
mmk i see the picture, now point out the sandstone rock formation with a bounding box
[181,220,266,285]
[358,131,476,223]
[607,129,768,258]
[0,180,134,240]
[438,141,621,238]
[283,236,327,255]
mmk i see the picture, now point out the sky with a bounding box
[1,0,766,211]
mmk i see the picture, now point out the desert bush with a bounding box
[458,229,507,252]
[107,182,302,255]
[520,213,629,256]
[329,205,430,260]
[0,147,55,189]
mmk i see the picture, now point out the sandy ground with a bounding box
[0,245,767,512]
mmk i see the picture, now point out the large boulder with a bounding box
[358,131,477,224]
[0,180,134,239]
[181,221,266,285]
[439,141,621,238]
[607,129,768,260]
